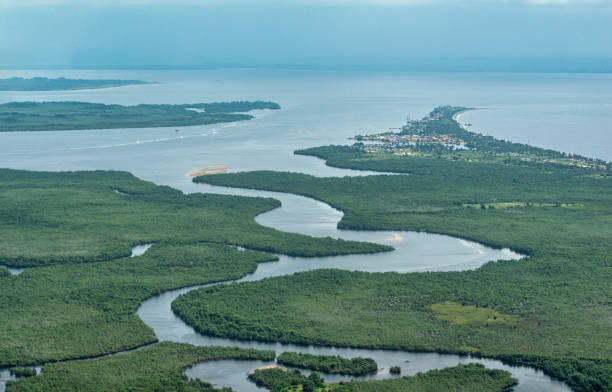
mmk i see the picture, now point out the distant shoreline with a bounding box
[0,77,153,91]
[0,101,280,132]
[451,108,476,131]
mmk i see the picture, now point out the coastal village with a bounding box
[354,132,465,153]
[352,108,612,172]
[354,111,466,154]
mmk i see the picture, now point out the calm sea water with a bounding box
[0,70,610,184]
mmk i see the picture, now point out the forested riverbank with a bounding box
[0,169,386,268]
[0,169,388,368]
[5,343,275,391]
[248,363,517,392]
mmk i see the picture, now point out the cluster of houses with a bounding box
[353,130,465,156]
[356,132,463,146]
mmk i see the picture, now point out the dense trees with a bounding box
[496,355,611,392]
[338,364,517,392]
[0,169,386,268]
[248,364,517,392]
[0,101,280,132]
[7,342,274,392]
[0,169,386,367]
[0,242,274,366]
[9,368,36,378]
[389,366,401,374]
[277,352,377,375]
[248,368,311,392]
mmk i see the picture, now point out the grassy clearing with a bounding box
[429,302,524,328]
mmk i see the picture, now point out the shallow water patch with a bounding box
[131,244,153,257]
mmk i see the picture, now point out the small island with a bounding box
[276,352,377,376]
[0,100,281,132]
[0,77,150,91]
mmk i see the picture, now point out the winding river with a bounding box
[2,174,565,392]
[136,173,571,392]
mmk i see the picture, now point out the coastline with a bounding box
[451,108,477,132]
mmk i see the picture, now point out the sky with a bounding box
[1,0,612,71]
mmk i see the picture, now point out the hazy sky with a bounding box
[1,0,611,70]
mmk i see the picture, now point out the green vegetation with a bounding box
[7,342,274,391]
[248,364,517,392]
[0,241,272,366]
[389,366,401,374]
[277,352,377,375]
[341,364,517,392]
[0,169,386,367]
[8,367,36,378]
[0,77,149,91]
[429,302,525,328]
[0,100,281,132]
[249,368,325,392]
[0,169,386,268]
[182,109,612,391]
